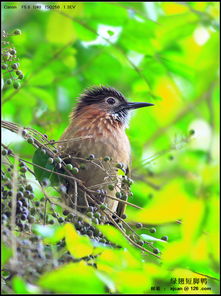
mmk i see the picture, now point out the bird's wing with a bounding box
[116,162,131,218]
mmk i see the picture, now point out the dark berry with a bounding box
[103,156,110,161]
[42,179,50,187]
[149,227,156,233]
[115,192,122,199]
[63,210,69,216]
[161,236,168,241]
[48,158,54,164]
[6,79,12,85]
[1,149,8,156]
[137,240,144,246]
[22,130,27,137]
[189,129,195,136]
[25,184,33,192]
[136,223,143,229]
[14,29,21,35]
[116,162,123,169]
[99,204,106,210]
[59,185,67,193]
[21,214,27,221]
[66,164,73,170]
[54,157,62,163]
[87,212,93,218]
[24,190,31,197]
[72,167,79,174]
[1,64,8,70]
[18,74,24,80]
[9,49,16,55]
[94,212,101,219]
[27,137,34,144]
[108,184,114,191]
[16,70,22,76]
[11,63,19,70]
[153,248,160,254]
[17,191,24,199]
[58,217,64,223]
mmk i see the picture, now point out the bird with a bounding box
[58,86,154,218]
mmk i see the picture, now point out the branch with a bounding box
[144,81,217,148]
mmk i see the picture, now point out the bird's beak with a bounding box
[124,102,154,110]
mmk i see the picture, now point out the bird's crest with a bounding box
[74,86,127,115]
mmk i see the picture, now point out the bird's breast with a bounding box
[75,118,130,165]
[59,108,131,166]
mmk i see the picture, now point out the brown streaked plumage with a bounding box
[58,86,154,217]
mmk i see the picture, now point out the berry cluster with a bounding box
[1,29,24,90]
[2,137,170,291]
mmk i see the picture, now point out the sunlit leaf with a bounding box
[171,268,215,294]
[181,199,205,245]
[113,269,151,294]
[97,224,140,260]
[11,277,40,294]
[64,223,93,258]
[46,12,76,44]
[161,240,189,265]
[1,243,12,265]
[12,277,30,294]
[32,148,60,185]
[130,180,190,224]
[38,262,105,293]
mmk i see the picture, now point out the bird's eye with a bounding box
[106,97,116,105]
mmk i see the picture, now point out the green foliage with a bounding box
[32,148,60,185]
[38,262,106,294]
[1,1,220,294]
[1,243,12,266]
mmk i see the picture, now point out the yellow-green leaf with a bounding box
[64,223,93,258]
[38,262,105,293]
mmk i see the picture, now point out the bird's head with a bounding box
[74,86,154,124]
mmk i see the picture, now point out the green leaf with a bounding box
[1,243,12,265]
[83,2,128,26]
[97,225,141,260]
[29,87,55,111]
[74,21,96,41]
[32,148,59,185]
[64,223,93,258]
[12,277,30,294]
[38,262,105,293]
[46,12,76,44]
[12,276,40,294]
[118,19,155,54]
[29,69,54,86]
[98,224,131,249]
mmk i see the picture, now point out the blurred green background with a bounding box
[2,1,220,294]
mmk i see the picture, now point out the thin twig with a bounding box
[10,155,19,267]
[2,40,75,104]
[144,81,218,148]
